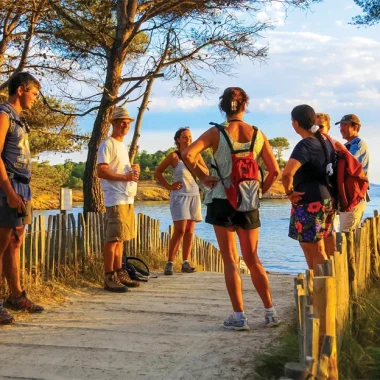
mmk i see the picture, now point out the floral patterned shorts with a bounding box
[288,199,336,243]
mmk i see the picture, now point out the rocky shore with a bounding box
[31,180,286,210]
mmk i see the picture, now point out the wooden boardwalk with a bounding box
[0,272,293,380]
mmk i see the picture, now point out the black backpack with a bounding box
[122,256,152,281]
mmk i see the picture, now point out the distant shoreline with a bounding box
[31,180,286,210]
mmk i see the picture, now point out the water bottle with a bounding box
[126,170,138,197]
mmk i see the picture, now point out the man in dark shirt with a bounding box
[335,114,369,231]
[0,72,44,325]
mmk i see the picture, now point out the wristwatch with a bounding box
[286,188,294,196]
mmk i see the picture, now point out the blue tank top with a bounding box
[0,103,32,200]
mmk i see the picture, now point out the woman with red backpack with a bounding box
[183,87,281,331]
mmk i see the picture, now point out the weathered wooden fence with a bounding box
[19,212,226,284]
[283,211,380,380]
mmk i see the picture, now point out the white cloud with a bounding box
[335,20,343,27]
[149,96,213,111]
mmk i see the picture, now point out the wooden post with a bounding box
[317,335,337,380]
[345,231,357,300]
[306,269,314,305]
[323,259,334,277]
[33,216,39,284]
[57,214,63,278]
[284,363,310,380]
[369,217,379,278]
[28,219,34,285]
[62,214,67,277]
[21,231,26,283]
[39,215,46,281]
[306,316,320,378]
[313,276,338,379]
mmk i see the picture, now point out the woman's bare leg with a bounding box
[214,225,243,312]
[168,220,187,262]
[236,227,273,309]
[182,220,195,261]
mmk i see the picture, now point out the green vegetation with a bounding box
[339,280,380,380]
[33,160,85,189]
[353,1,380,26]
[268,137,290,169]
[247,281,380,380]
[248,319,299,380]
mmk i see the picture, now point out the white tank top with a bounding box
[171,158,199,196]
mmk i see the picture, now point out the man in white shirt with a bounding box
[97,107,140,293]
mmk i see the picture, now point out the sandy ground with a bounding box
[0,272,294,380]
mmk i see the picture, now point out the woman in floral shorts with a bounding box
[282,105,337,272]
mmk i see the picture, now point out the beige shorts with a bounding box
[339,200,366,232]
[105,204,136,242]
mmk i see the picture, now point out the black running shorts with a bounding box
[205,198,261,230]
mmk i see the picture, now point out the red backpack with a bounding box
[324,134,369,212]
[210,122,261,211]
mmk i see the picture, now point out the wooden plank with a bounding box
[306,270,314,305]
[284,363,310,380]
[57,214,63,278]
[299,294,307,364]
[28,218,34,285]
[97,212,102,255]
[62,214,67,277]
[69,214,77,272]
[323,259,334,277]
[39,215,46,281]
[313,276,338,378]
[78,213,86,274]
[50,215,57,280]
[345,231,357,300]
[34,216,40,284]
[306,317,320,378]
[371,217,380,278]
[21,228,26,283]
[317,335,338,380]
[357,226,366,292]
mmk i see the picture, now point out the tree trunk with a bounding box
[129,76,156,163]
[83,54,124,213]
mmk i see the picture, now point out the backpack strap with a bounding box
[209,122,258,154]
[0,105,30,135]
[208,122,259,188]
[175,150,196,180]
[0,106,16,135]
[317,133,336,188]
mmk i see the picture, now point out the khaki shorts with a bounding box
[105,204,136,242]
[0,197,33,228]
[339,200,366,232]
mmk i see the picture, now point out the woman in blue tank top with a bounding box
[155,128,208,275]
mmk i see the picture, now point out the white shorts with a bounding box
[170,195,202,222]
[339,200,366,232]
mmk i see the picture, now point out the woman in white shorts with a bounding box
[155,127,208,275]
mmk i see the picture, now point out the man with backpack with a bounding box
[335,114,370,232]
[0,72,44,326]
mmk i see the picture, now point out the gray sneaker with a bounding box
[181,261,196,273]
[223,314,250,331]
[104,272,128,293]
[164,262,174,275]
[265,311,281,327]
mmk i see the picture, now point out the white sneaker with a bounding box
[265,311,281,327]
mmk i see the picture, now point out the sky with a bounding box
[40,0,380,183]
